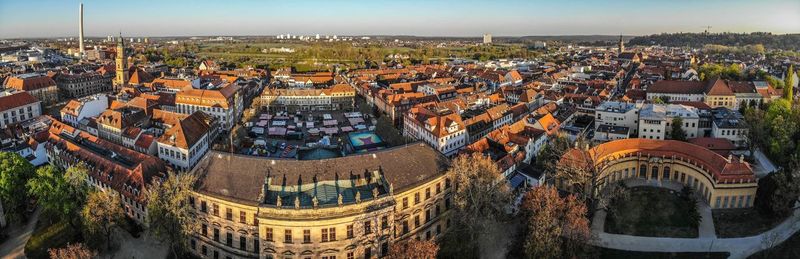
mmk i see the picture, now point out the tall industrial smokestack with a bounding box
[79,3,84,58]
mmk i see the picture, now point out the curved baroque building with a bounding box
[188,143,452,259]
[558,139,757,209]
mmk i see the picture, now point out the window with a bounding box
[265,228,273,242]
[381,242,389,257]
[402,220,409,234]
[201,201,207,212]
[347,252,354,259]
[284,229,292,243]
[381,216,388,230]
[304,229,311,243]
[322,228,329,242]
[414,193,420,204]
[402,197,408,209]
[436,183,441,194]
[201,245,207,256]
[365,247,372,259]
[240,236,246,250]
[639,165,647,178]
[364,221,372,235]
[425,188,431,199]
[425,209,431,223]
[435,205,441,217]
[253,213,259,226]
[663,166,670,180]
[213,203,219,216]
[414,215,420,228]
[347,225,354,239]
[329,228,336,241]
[651,166,658,179]
[201,224,208,236]
[445,178,451,189]
[240,211,246,224]
[226,232,233,247]
[254,238,259,253]
[213,228,220,242]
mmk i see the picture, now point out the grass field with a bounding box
[712,208,786,238]
[605,187,698,238]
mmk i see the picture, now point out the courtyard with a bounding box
[604,186,699,238]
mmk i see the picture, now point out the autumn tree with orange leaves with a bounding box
[520,185,594,259]
[387,239,439,259]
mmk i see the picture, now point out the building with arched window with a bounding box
[187,143,452,259]
[558,139,757,209]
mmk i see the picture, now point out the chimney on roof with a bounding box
[739,155,744,163]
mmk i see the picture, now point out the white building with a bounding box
[156,111,215,171]
[711,108,748,147]
[60,94,108,127]
[0,91,41,128]
[638,104,700,140]
[483,34,492,44]
[403,106,467,157]
[594,101,642,137]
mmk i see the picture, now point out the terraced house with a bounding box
[187,144,453,259]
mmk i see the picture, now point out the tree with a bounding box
[26,165,85,229]
[48,243,96,259]
[757,168,800,217]
[82,189,124,251]
[785,65,794,103]
[0,152,35,223]
[440,153,512,258]
[146,171,198,258]
[555,138,628,215]
[387,239,439,259]
[520,186,593,259]
[670,117,688,141]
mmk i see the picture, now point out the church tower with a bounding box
[114,33,128,90]
[618,35,625,53]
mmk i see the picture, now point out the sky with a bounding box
[1,0,798,39]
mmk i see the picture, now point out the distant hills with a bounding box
[628,32,800,50]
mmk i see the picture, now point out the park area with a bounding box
[712,208,787,238]
[605,187,699,238]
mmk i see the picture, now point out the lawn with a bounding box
[24,211,82,259]
[600,248,729,259]
[749,231,800,259]
[712,208,786,237]
[605,186,699,238]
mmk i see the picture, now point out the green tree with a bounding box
[785,65,794,104]
[670,117,688,141]
[26,165,87,228]
[147,171,199,258]
[82,189,124,251]
[0,152,35,223]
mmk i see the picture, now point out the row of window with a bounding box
[263,216,390,243]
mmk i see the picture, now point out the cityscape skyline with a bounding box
[1,0,799,39]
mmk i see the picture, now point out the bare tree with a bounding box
[440,153,512,258]
[554,138,627,216]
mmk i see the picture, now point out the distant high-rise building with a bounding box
[619,35,625,53]
[78,3,85,58]
[107,35,112,42]
[483,33,492,44]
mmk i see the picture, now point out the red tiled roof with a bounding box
[561,139,754,184]
[0,91,38,112]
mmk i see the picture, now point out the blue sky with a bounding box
[1,0,798,38]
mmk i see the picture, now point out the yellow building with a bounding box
[558,139,757,209]
[188,143,452,259]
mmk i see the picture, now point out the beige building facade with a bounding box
[188,144,452,259]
